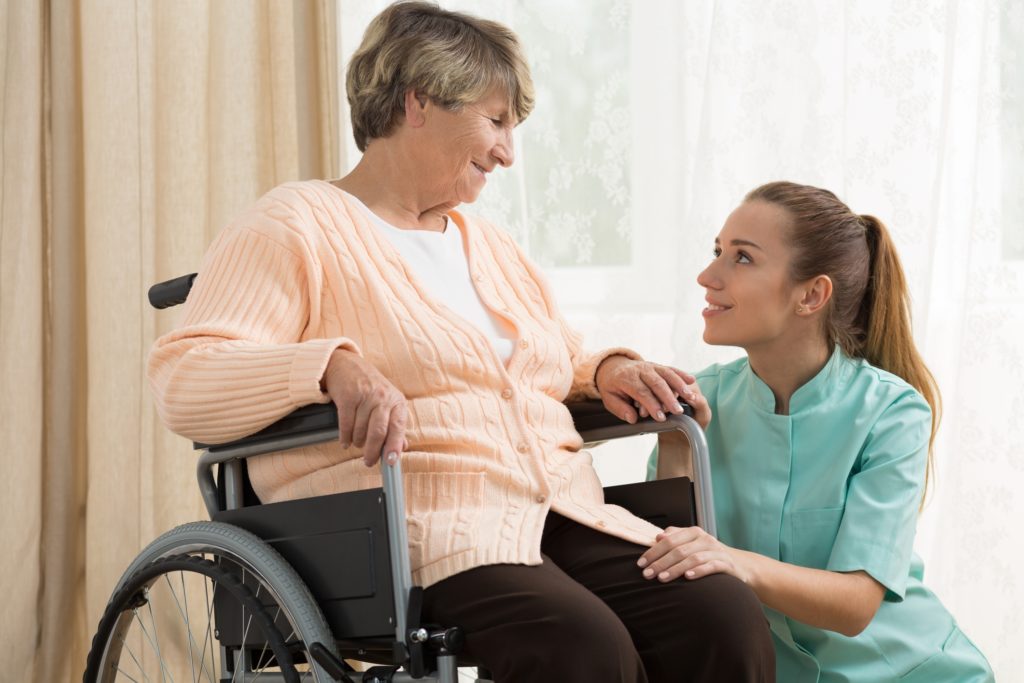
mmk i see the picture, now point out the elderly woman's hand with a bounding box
[595,356,711,428]
[322,349,408,468]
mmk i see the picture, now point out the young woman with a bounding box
[645,182,994,682]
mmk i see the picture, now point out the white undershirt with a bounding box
[346,193,516,363]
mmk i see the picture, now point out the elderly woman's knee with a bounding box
[536,614,644,681]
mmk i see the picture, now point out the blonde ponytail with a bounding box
[860,215,941,504]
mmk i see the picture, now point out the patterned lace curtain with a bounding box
[338,2,1023,680]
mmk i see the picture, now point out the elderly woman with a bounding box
[148,3,774,682]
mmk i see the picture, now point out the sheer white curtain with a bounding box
[339,2,1022,679]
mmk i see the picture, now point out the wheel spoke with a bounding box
[248,603,281,681]
[134,606,176,683]
[178,572,198,682]
[115,664,142,683]
[117,633,154,683]
[163,572,213,683]
[146,596,172,683]
[231,568,259,682]
[197,579,218,683]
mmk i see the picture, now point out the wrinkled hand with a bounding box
[322,349,408,467]
[595,356,711,428]
[638,526,750,583]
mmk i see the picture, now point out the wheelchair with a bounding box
[83,273,718,683]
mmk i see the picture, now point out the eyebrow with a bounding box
[714,237,764,251]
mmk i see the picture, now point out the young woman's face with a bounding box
[697,200,806,350]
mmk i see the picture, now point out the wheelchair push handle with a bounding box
[148,272,197,309]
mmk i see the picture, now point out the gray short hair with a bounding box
[346,1,535,152]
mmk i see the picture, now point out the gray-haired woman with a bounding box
[148,3,774,681]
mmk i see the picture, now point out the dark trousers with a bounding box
[422,512,775,683]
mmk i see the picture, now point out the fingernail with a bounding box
[685,570,695,578]
[656,410,666,421]
[659,571,670,581]
[363,458,373,468]
[674,402,684,413]
[341,442,351,450]
[386,451,398,465]
[643,568,654,578]
[637,557,648,568]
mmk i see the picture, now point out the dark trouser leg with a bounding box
[541,512,776,683]
[422,560,647,683]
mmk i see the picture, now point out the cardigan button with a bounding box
[501,388,513,400]
[516,442,529,453]
[519,339,528,349]
[536,494,547,504]
[596,520,607,528]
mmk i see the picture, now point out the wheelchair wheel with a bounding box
[84,521,342,682]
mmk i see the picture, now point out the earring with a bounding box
[797,305,806,314]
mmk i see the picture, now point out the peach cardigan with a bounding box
[148,180,662,587]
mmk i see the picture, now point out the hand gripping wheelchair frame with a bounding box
[83,273,718,683]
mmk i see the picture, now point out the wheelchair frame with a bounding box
[84,274,717,683]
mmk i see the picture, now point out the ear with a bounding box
[795,275,833,316]
[404,89,428,128]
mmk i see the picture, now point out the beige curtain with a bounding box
[0,1,341,679]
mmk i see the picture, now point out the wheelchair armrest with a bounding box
[196,400,692,451]
[566,400,694,444]
[192,402,338,451]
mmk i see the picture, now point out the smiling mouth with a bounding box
[702,303,732,318]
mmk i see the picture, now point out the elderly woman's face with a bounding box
[415,87,516,205]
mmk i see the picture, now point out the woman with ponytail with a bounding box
[645,182,992,681]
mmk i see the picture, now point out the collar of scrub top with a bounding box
[744,344,852,415]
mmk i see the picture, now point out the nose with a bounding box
[697,261,720,290]
[493,128,515,168]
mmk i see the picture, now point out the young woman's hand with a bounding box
[321,348,408,468]
[637,526,751,584]
[676,378,711,428]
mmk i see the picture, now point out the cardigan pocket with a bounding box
[790,506,845,569]
[404,471,487,570]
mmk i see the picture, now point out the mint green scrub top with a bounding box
[648,348,993,682]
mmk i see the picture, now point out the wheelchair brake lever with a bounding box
[405,586,427,677]
[308,641,357,682]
